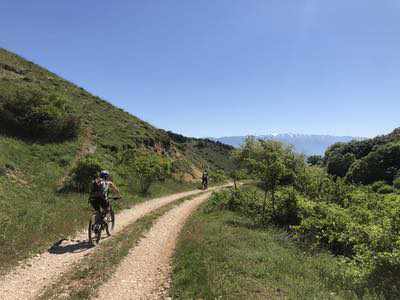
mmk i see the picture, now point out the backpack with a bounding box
[92,178,107,199]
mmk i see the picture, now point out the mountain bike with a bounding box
[88,197,120,245]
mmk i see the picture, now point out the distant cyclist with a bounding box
[90,170,121,215]
[202,170,209,190]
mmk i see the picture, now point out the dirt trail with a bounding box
[0,187,224,300]
[94,192,212,300]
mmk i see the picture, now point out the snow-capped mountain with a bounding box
[213,134,364,156]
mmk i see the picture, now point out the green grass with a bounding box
[0,47,233,274]
[38,194,199,300]
[0,172,197,275]
[171,207,374,300]
[0,135,198,274]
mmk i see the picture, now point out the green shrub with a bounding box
[369,181,394,194]
[71,156,102,192]
[171,159,192,182]
[209,169,227,184]
[171,159,192,174]
[273,187,300,226]
[123,151,171,194]
[326,152,355,178]
[227,133,400,296]
[307,155,323,166]
[393,178,400,190]
[0,84,80,142]
[294,200,356,256]
[204,187,264,219]
[377,184,393,194]
[230,169,248,188]
[291,189,400,297]
[203,190,231,212]
[296,166,354,206]
[367,251,400,298]
[346,142,400,184]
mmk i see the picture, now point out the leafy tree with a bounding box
[325,140,374,161]
[124,151,171,194]
[235,137,289,219]
[209,169,227,184]
[71,155,102,193]
[307,155,323,166]
[230,169,247,190]
[281,149,307,187]
[326,152,355,178]
[297,166,332,200]
[347,142,400,184]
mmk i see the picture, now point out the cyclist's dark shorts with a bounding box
[90,196,109,212]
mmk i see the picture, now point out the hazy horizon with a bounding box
[208,132,367,139]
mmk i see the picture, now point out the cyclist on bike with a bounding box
[90,170,121,215]
[202,170,209,189]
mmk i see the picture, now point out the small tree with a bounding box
[307,155,323,166]
[393,177,400,190]
[125,151,171,194]
[326,153,355,178]
[71,155,102,193]
[235,137,288,220]
[230,169,247,190]
[209,169,227,184]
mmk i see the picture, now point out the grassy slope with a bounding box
[0,48,233,272]
[171,207,372,300]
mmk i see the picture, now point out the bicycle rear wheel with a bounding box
[88,214,102,245]
[105,208,115,236]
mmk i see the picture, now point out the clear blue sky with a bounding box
[1,1,399,138]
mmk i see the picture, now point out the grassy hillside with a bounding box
[0,48,233,272]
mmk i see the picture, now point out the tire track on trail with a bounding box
[0,186,227,300]
[94,191,213,300]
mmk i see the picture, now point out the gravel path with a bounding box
[94,192,212,300]
[0,187,222,300]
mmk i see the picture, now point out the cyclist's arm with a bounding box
[109,182,121,197]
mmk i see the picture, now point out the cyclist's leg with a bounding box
[100,197,110,218]
[88,198,102,239]
[90,197,102,223]
[90,197,99,210]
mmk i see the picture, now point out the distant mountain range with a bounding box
[213,134,365,156]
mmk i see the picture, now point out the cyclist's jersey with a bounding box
[92,178,110,200]
[101,180,110,199]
